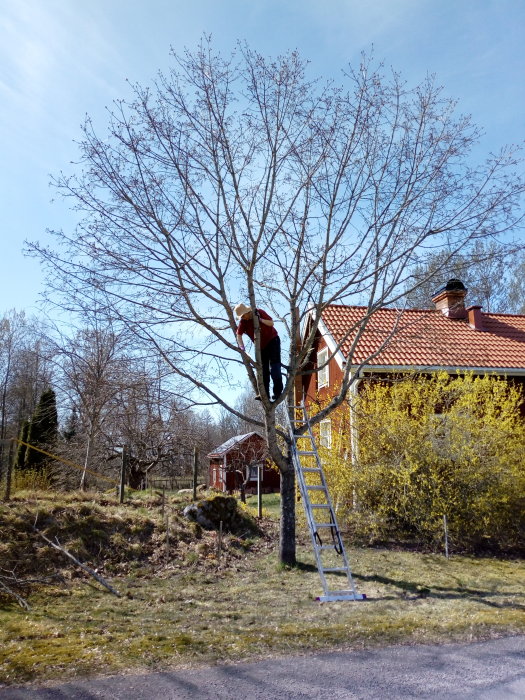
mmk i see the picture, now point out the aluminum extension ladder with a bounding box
[286,401,365,602]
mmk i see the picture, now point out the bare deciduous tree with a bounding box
[403,240,525,312]
[0,311,52,470]
[31,41,524,563]
[51,320,128,489]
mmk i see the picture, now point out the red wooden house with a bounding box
[302,279,525,446]
[207,432,280,494]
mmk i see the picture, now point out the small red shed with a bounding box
[207,432,280,494]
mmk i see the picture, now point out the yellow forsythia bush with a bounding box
[320,372,525,553]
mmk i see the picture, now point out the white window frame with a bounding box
[317,346,330,388]
[320,419,332,449]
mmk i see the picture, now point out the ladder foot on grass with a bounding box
[317,592,367,603]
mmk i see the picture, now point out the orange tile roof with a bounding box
[321,305,525,371]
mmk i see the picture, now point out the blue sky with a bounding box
[1,0,524,315]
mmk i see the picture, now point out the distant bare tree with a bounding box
[31,41,524,563]
[52,319,128,489]
[508,255,525,313]
[0,311,52,471]
[403,240,524,311]
[108,366,203,488]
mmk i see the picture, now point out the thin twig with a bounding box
[0,569,62,587]
[34,528,121,597]
[0,578,30,610]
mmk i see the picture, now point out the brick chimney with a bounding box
[432,279,468,319]
[467,304,484,331]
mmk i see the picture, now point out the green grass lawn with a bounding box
[244,492,281,518]
[0,490,523,686]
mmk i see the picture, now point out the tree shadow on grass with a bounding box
[352,572,525,609]
[280,560,318,573]
[294,561,318,572]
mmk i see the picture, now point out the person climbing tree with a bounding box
[234,304,283,402]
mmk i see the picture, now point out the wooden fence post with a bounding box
[119,445,127,504]
[257,462,262,519]
[192,446,199,501]
[3,439,14,502]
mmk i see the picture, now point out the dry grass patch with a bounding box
[0,490,523,686]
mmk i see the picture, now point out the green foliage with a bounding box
[24,389,58,472]
[14,420,30,469]
[321,373,525,553]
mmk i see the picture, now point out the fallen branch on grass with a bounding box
[0,568,63,609]
[0,577,30,610]
[34,528,121,597]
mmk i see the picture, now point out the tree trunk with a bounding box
[266,417,297,566]
[279,460,296,566]
[80,431,93,491]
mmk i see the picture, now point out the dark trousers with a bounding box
[261,336,283,399]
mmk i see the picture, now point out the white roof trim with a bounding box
[302,306,346,370]
[315,314,346,371]
[351,364,525,376]
[300,303,315,346]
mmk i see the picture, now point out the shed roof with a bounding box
[207,432,264,458]
[319,305,525,372]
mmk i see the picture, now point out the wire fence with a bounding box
[1,439,205,500]
[146,476,197,491]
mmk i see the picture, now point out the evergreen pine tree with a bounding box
[24,389,58,471]
[15,420,30,469]
[62,407,78,442]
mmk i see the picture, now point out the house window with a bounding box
[320,419,332,448]
[317,347,329,388]
[249,464,260,480]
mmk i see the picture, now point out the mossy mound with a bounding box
[0,491,273,606]
[0,499,163,580]
[183,495,262,536]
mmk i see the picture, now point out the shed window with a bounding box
[320,420,332,448]
[317,347,329,388]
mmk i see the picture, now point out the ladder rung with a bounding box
[287,404,364,603]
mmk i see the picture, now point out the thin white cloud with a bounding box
[0,0,126,141]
